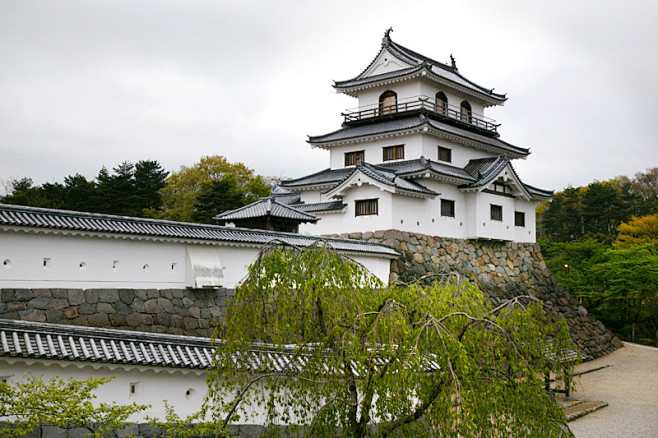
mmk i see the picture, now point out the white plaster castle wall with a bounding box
[0,232,186,289]
[514,200,537,243]
[0,230,393,288]
[329,135,424,169]
[0,357,210,422]
[421,135,495,168]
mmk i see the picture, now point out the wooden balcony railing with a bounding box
[341,95,499,133]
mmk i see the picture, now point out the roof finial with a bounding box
[450,54,457,70]
[382,27,393,45]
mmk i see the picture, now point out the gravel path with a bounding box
[568,342,658,438]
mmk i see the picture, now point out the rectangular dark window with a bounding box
[382,145,404,161]
[344,150,364,167]
[355,199,378,216]
[440,199,455,217]
[515,211,525,227]
[491,204,503,221]
[438,146,452,163]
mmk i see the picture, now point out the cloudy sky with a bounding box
[1,0,656,193]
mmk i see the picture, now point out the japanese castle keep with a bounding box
[273,30,553,242]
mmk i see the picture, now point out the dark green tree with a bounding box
[135,160,168,212]
[192,175,246,224]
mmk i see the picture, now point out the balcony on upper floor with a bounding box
[341,95,500,136]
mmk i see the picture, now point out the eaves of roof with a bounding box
[308,115,529,158]
[0,204,398,258]
[0,318,308,372]
[333,38,506,104]
[291,201,347,213]
[213,198,319,223]
[278,168,353,189]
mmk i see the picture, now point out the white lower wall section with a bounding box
[0,230,393,288]
[0,357,210,422]
[297,180,538,243]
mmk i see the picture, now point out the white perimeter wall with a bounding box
[0,230,393,288]
[0,357,279,424]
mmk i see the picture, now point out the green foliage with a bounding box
[208,243,576,437]
[545,240,658,341]
[146,401,229,438]
[160,155,271,222]
[0,376,147,437]
[1,160,168,218]
[538,169,658,243]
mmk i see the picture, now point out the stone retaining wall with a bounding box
[0,288,235,337]
[329,230,621,359]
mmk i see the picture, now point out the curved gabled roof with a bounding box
[213,197,319,223]
[307,115,529,158]
[334,34,507,104]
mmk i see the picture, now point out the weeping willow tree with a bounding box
[208,241,576,437]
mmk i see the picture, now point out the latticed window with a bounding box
[383,145,404,161]
[344,150,364,166]
[355,199,378,216]
[441,199,455,217]
[379,90,398,115]
[491,204,503,221]
[438,146,452,163]
[435,92,448,114]
[515,211,525,227]
[460,100,472,123]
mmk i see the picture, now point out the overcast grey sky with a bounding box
[1,0,656,192]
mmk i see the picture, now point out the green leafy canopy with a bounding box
[208,242,576,437]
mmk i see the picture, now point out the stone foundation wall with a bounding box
[330,230,621,359]
[0,288,235,337]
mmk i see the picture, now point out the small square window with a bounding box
[382,145,404,161]
[438,146,452,163]
[491,204,503,221]
[344,150,365,166]
[440,199,455,217]
[355,199,378,216]
[515,211,526,227]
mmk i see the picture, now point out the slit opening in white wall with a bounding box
[43,258,51,270]
[129,382,139,397]
[143,264,150,271]
[171,262,177,272]
[2,259,10,269]
[79,262,87,270]
[112,260,119,271]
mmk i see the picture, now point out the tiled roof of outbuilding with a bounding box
[0,319,309,372]
[213,197,319,223]
[0,204,398,257]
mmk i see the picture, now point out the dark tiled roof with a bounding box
[279,168,353,188]
[0,318,442,374]
[0,319,309,372]
[292,201,347,213]
[0,204,398,257]
[354,162,438,196]
[380,157,476,182]
[462,156,511,189]
[270,191,301,205]
[524,184,554,200]
[213,198,319,223]
[460,156,554,201]
[334,37,506,103]
[308,115,529,158]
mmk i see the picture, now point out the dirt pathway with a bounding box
[568,342,658,438]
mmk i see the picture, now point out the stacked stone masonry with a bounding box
[0,288,235,338]
[329,229,621,359]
